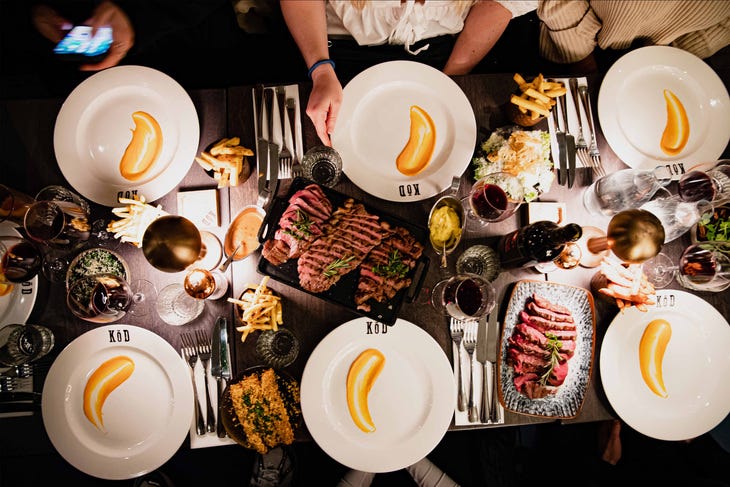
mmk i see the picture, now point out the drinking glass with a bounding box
[455,245,501,281]
[431,273,496,320]
[67,273,133,323]
[155,283,205,326]
[0,323,55,367]
[463,172,523,225]
[0,236,43,283]
[640,192,712,244]
[301,145,343,187]
[677,160,730,204]
[128,279,157,317]
[0,185,36,225]
[582,166,672,216]
[256,328,300,369]
[644,243,730,292]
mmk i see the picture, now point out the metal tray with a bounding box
[257,178,429,325]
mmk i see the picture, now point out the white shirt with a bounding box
[326,0,537,54]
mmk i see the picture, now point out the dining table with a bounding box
[1,59,728,477]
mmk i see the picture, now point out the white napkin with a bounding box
[545,76,592,169]
[451,341,504,426]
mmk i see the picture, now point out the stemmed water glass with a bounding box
[0,237,43,283]
[431,273,496,321]
[644,242,730,292]
[463,172,524,226]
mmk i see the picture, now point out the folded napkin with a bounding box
[451,341,504,426]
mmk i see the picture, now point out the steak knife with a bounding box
[211,316,232,438]
[254,84,270,206]
[485,303,500,423]
[551,99,567,186]
[263,87,280,186]
[476,313,490,423]
[558,93,577,188]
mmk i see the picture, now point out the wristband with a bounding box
[307,59,336,79]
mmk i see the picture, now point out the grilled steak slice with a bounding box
[532,293,572,315]
[520,311,577,333]
[298,199,390,293]
[355,226,424,311]
[262,184,333,265]
[526,301,574,323]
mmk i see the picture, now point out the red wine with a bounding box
[444,277,487,318]
[1,241,42,282]
[470,183,508,220]
[679,246,716,284]
[678,171,715,202]
[498,221,583,269]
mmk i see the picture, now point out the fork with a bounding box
[449,318,467,412]
[195,329,215,433]
[285,97,303,178]
[577,84,604,177]
[462,321,479,422]
[276,86,293,179]
[569,78,591,169]
[181,332,206,436]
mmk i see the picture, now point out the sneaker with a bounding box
[250,446,295,487]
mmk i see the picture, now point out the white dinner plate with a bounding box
[54,65,200,207]
[0,221,38,326]
[598,46,730,174]
[301,317,455,472]
[332,61,476,202]
[41,325,193,480]
[600,290,730,441]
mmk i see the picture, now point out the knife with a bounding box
[254,84,270,206]
[485,302,500,423]
[211,316,232,438]
[263,87,280,187]
[551,97,567,186]
[475,313,490,423]
[558,92,577,188]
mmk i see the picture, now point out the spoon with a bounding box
[218,241,243,273]
[441,241,448,268]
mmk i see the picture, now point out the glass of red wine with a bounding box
[463,172,524,225]
[431,273,496,321]
[66,273,133,323]
[644,242,730,293]
[0,237,43,283]
[677,160,730,204]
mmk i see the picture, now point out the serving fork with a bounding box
[462,321,479,423]
[181,332,206,436]
[275,86,293,179]
[195,329,215,433]
[449,318,467,412]
[577,84,605,177]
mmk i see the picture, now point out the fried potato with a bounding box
[106,194,168,247]
[228,276,284,342]
[195,137,253,188]
[510,73,566,121]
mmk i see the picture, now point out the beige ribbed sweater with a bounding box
[538,0,730,63]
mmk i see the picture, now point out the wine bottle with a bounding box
[497,221,583,269]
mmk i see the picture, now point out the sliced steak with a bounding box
[526,301,574,323]
[520,311,577,332]
[532,293,572,315]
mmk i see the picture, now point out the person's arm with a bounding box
[81,1,134,71]
[280,0,342,146]
[443,0,512,76]
[537,0,600,67]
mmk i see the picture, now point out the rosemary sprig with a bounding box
[373,249,410,278]
[538,332,562,386]
[283,209,313,240]
[323,255,355,277]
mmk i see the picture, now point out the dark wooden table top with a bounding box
[1,68,727,459]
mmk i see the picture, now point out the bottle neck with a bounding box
[547,223,582,245]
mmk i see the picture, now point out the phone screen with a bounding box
[54,25,113,58]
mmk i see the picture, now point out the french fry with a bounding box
[106,194,168,247]
[228,276,284,342]
[509,73,566,122]
[195,137,253,188]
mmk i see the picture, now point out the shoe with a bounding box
[133,470,174,487]
[250,446,295,487]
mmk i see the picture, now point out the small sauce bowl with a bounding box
[428,195,465,267]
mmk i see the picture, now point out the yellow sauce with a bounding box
[429,205,461,247]
[396,105,436,176]
[660,89,689,156]
[119,111,163,181]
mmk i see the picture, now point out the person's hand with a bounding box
[32,4,72,44]
[80,1,135,71]
[306,66,343,147]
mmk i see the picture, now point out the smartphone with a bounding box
[53,25,113,63]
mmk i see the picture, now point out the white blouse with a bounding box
[326,0,537,54]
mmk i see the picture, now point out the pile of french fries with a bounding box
[107,194,168,247]
[596,257,656,312]
[195,137,253,188]
[228,276,283,342]
[510,73,567,122]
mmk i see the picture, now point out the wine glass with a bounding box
[677,160,730,204]
[128,279,157,317]
[463,172,524,225]
[0,236,43,283]
[155,283,205,326]
[644,242,730,292]
[0,185,36,226]
[431,273,496,321]
[66,273,133,323]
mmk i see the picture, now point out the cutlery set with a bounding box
[180,317,232,437]
[450,305,502,424]
[550,77,603,186]
[254,84,301,192]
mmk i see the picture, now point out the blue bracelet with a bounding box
[307,59,336,79]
